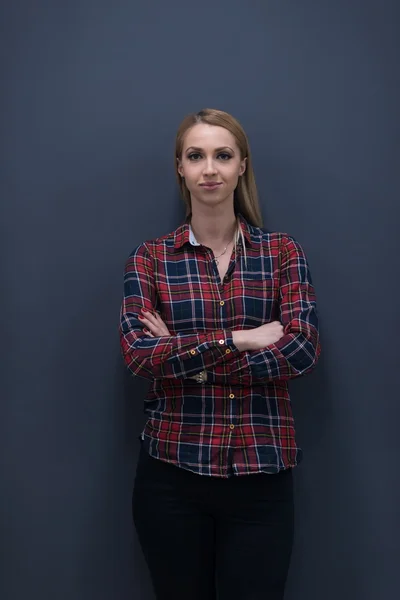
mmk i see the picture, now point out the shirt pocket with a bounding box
[240,273,279,326]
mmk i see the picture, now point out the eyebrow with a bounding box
[185,146,235,153]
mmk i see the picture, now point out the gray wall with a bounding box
[1,1,399,599]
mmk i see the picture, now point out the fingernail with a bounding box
[141,309,149,313]
[138,315,144,320]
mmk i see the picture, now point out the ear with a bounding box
[239,157,247,176]
[177,157,184,177]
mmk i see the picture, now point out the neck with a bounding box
[190,206,238,250]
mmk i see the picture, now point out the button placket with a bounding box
[228,393,237,433]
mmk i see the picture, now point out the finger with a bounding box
[143,328,154,337]
[145,322,159,335]
[146,312,169,334]
[141,310,159,326]
[138,313,159,328]
[138,318,160,337]
[141,309,156,320]
[151,311,165,326]
[138,316,151,327]
[140,310,169,336]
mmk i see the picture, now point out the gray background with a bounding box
[1,1,399,599]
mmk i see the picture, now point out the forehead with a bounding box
[183,123,238,150]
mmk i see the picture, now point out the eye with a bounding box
[217,153,232,160]
[188,152,202,161]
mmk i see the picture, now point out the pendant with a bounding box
[215,258,219,266]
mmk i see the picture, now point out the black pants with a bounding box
[133,446,294,600]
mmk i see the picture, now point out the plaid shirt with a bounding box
[120,214,320,477]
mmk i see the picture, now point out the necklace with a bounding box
[214,228,238,265]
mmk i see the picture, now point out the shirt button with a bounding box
[190,349,196,355]
[229,393,235,399]
[225,349,231,354]
[229,424,235,430]
[219,300,225,306]
[218,339,225,345]
[223,276,229,283]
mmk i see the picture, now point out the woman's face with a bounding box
[177,123,246,210]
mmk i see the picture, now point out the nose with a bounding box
[203,157,217,176]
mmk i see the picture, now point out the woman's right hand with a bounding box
[232,321,285,352]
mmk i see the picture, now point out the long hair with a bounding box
[175,108,263,228]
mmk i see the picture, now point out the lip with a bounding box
[200,182,222,188]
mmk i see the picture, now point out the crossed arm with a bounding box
[119,238,321,385]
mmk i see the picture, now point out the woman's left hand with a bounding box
[138,309,171,337]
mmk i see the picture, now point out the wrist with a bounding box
[232,330,250,352]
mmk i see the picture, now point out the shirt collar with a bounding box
[174,213,254,250]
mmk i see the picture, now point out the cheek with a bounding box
[223,166,241,185]
[182,164,201,183]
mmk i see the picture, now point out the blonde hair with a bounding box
[175,108,263,228]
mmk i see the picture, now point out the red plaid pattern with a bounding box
[120,214,320,477]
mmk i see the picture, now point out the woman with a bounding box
[120,108,320,600]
